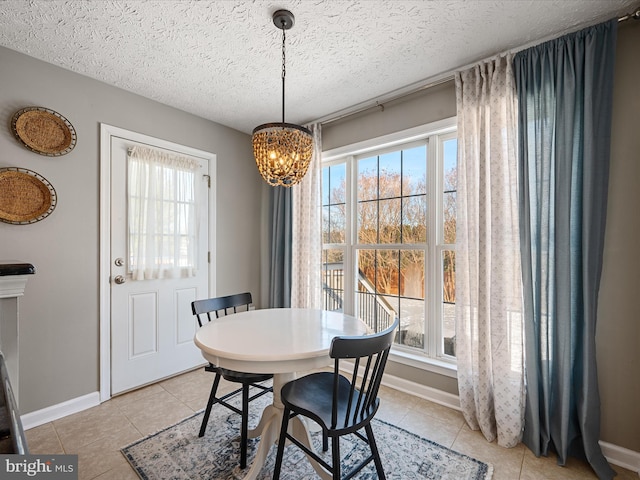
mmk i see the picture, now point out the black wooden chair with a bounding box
[191,292,273,469]
[273,318,399,480]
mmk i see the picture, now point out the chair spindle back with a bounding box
[191,292,252,327]
[329,318,399,429]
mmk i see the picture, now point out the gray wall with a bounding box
[597,20,640,453]
[0,46,264,414]
[323,23,640,452]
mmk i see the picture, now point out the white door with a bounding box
[109,135,210,394]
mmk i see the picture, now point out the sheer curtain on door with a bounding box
[127,146,200,281]
[455,54,525,448]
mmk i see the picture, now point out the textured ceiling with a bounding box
[0,1,637,133]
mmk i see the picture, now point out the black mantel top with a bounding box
[0,262,35,276]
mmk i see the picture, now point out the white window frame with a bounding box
[322,117,457,377]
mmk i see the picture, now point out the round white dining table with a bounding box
[193,307,369,480]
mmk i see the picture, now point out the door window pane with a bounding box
[128,146,199,280]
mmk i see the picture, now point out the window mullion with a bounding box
[426,137,439,358]
[344,155,356,317]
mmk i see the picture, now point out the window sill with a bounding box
[389,348,458,379]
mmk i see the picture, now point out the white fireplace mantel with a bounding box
[0,262,35,407]
[0,274,31,298]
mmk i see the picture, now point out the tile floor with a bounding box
[25,368,637,480]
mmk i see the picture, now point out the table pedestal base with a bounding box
[239,373,331,480]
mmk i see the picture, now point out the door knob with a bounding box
[114,257,125,267]
[114,275,126,285]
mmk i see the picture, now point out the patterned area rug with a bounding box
[122,394,492,480]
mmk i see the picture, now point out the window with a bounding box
[322,120,457,365]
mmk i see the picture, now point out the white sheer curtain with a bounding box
[291,123,322,308]
[128,146,200,281]
[454,54,525,448]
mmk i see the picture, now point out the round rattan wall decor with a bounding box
[11,106,77,156]
[0,167,57,224]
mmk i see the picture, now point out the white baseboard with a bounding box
[600,441,640,476]
[381,371,462,411]
[21,391,100,430]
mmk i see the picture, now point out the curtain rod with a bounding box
[317,8,639,127]
[618,8,640,22]
[314,73,454,127]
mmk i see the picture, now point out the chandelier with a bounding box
[252,10,313,187]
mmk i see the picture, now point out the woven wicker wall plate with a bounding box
[0,167,57,224]
[11,107,76,156]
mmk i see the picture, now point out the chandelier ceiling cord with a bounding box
[252,10,313,188]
